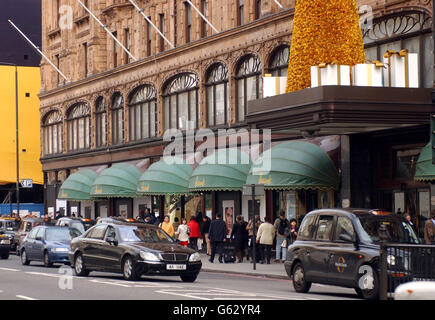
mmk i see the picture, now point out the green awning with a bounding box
[246,141,340,190]
[58,169,98,201]
[91,163,141,198]
[137,158,193,195]
[189,149,252,192]
[415,143,435,182]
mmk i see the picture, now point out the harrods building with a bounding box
[40,0,434,237]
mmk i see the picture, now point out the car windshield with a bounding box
[117,226,174,243]
[82,221,95,230]
[45,228,73,242]
[70,222,85,234]
[357,216,420,244]
[0,221,18,231]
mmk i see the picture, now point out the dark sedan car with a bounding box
[284,209,420,300]
[0,217,19,251]
[20,226,81,267]
[55,217,95,234]
[68,222,202,282]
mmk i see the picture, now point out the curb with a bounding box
[201,267,290,280]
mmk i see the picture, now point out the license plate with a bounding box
[166,264,186,270]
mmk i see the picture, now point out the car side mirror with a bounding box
[106,237,118,246]
[339,234,354,243]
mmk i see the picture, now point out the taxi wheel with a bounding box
[122,256,139,281]
[292,262,311,293]
[74,253,89,277]
[180,274,198,283]
[43,251,53,267]
[21,249,30,265]
[355,266,379,300]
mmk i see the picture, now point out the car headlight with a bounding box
[387,255,396,266]
[51,248,68,253]
[189,252,201,262]
[139,251,160,262]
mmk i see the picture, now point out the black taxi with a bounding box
[284,209,419,300]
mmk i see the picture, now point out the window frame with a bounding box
[66,102,91,152]
[111,93,124,145]
[205,63,230,127]
[128,85,158,141]
[268,45,290,77]
[42,110,63,156]
[95,96,107,148]
[235,54,262,122]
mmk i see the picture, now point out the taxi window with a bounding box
[105,226,116,239]
[298,215,317,240]
[315,215,334,241]
[334,217,355,242]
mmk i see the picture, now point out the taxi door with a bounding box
[328,216,360,286]
[309,215,336,282]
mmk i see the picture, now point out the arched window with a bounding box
[235,54,262,122]
[95,97,107,147]
[163,73,199,130]
[111,93,124,145]
[268,45,289,76]
[67,102,91,151]
[206,63,230,126]
[42,110,63,155]
[129,85,157,141]
[362,11,432,87]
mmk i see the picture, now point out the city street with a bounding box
[0,255,359,300]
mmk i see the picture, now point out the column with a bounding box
[340,135,351,208]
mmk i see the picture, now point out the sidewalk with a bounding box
[199,253,289,280]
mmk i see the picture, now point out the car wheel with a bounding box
[20,249,30,265]
[74,253,89,277]
[355,265,379,300]
[292,262,311,293]
[0,254,9,259]
[43,251,53,267]
[122,256,139,281]
[180,274,198,283]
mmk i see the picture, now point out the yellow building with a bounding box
[0,66,43,186]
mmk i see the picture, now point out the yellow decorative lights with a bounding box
[285,0,366,92]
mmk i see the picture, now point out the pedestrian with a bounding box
[187,215,201,251]
[403,212,417,234]
[230,215,249,263]
[274,211,290,262]
[424,209,435,245]
[201,215,212,256]
[285,218,298,247]
[121,210,127,218]
[256,216,276,264]
[208,213,227,263]
[145,208,157,225]
[143,214,152,224]
[175,218,190,247]
[246,215,261,262]
[159,215,175,238]
[173,217,180,233]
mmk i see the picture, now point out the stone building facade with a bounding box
[39,0,433,222]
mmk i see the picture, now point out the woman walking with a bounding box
[256,216,276,264]
[159,215,175,238]
[230,215,249,263]
[175,218,190,247]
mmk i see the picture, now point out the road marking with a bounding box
[16,295,38,300]
[89,279,131,287]
[25,272,63,278]
[0,267,20,272]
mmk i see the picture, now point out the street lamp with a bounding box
[0,62,20,217]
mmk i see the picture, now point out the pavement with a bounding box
[199,253,289,280]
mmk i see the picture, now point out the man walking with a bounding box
[201,215,212,255]
[274,211,289,262]
[208,213,226,263]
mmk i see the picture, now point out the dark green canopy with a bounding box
[91,163,141,198]
[137,158,193,195]
[246,141,340,190]
[415,143,435,182]
[189,149,252,192]
[58,169,98,201]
